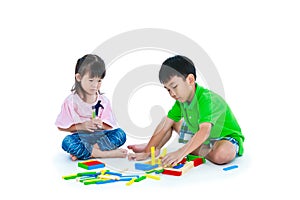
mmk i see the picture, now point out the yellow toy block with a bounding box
[145,174,160,180]
[151,146,155,165]
[126,177,137,186]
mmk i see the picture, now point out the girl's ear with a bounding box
[75,73,81,82]
[186,74,195,85]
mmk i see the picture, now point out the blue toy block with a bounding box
[223,165,238,171]
[135,163,159,171]
[173,163,184,169]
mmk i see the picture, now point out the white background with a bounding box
[1,0,299,199]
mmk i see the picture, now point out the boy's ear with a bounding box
[75,73,81,82]
[186,74,195,85]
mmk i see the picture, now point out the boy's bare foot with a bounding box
[127,143,147,153]
[92,148,128,158]
[70,154,78,161]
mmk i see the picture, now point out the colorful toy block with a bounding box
[145,174,160,180]
[181,161,194,174]
[193,157,205,167]
[135,163,159,171]
[62,174,78,180]
[125,178,137,186]
[134,175,147,182]
[173,163,184,169]
[151,146,156,165]
[78,160,105,170]
[223,165,238,171]
[162,168,182,176]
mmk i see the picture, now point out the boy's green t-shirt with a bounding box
[167,83,245,156]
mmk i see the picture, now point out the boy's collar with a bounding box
[182,83,198,108]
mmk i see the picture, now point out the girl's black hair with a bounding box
[71,54,106,101]
[159,55,196,84]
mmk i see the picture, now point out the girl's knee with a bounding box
[62,134,80,151]
[62,135,73,151]
[115,128,127,145]
[107,128,126,147]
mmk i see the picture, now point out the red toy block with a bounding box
[162,168,182,176]
[178,158,187,164]
[193,158,204,167]
[78,160,105,170]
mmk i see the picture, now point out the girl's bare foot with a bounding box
[92,148,128,158]
[127,143,147,153]
[70,154,78,161]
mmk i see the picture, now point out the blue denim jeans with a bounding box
[61,128,126,160]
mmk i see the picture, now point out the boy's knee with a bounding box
[208,147,235,165]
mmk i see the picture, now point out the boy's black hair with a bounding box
[159,55,196,84]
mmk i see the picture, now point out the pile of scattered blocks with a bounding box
[62,147,206,186]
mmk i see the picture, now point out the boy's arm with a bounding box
[144,117,174,153]
[162,122,211,166]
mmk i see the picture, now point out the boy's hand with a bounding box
[127,152,150,161]
[161,150,185,167]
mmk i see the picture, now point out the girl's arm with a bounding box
[57,118,111,133]
[58,124,79,133]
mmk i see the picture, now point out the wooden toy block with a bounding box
[145,158,161,165]
[100,169,109,175]
[105,171,122,176]
[134,175,147,182]
[145,174,160,180]
[97,174,120,180]
[173,163,184,169]
[135,163,159,171]
[62,174,78,180]
[118,177,133,181]
[186,154,200,161]
[223,165,238,171]
[78,177,96,182]
[77,171,97,176]
[151,146,155,165]
[125,178,137,186]
[162,168,182,176]
[160,148,167,157]
[78,160,105,170]
[193,158,205,167]
[178,157,187,164]
[181,161,194,174]
[155,168,164,174]
[121,175,140,178]
[83,178,103,185]
[96,179,117,184]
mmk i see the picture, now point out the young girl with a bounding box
[55,54,127,161]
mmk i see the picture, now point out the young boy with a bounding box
[128,55,244,166]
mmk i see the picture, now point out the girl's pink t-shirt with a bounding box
[55,93,118,129]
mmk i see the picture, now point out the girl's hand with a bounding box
[92,118,103,130]
[78,119,103,132]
